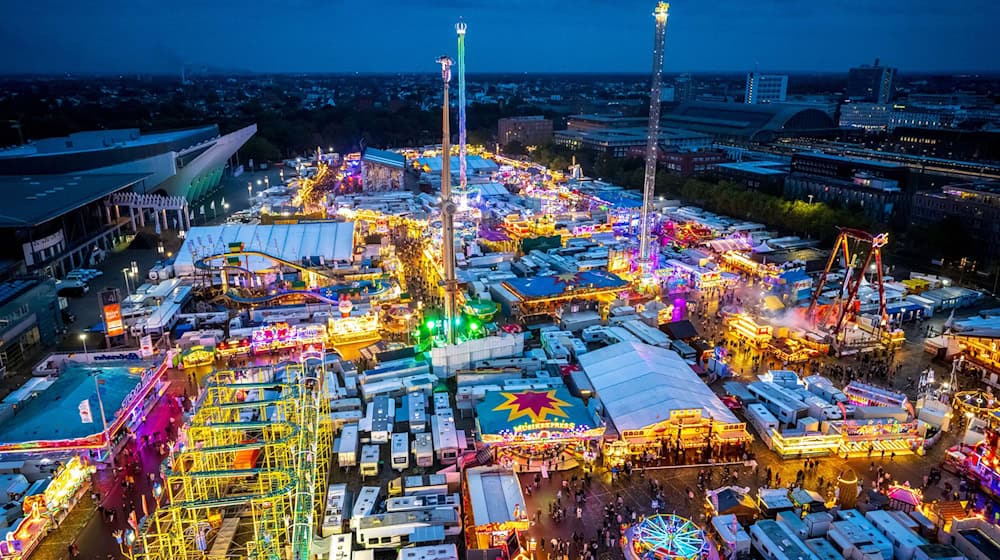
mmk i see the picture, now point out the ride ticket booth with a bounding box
[475,387,604,473]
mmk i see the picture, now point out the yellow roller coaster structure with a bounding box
[135,355,332,560]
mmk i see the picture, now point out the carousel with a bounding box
[475,387,604,473]
[624,514,716,560]
[953,390,1000,425]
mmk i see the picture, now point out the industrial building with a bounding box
[0,278,63,374]
[660,102,836,143]
[0,125,256,202]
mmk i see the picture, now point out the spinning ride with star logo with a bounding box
[474,387,604,471]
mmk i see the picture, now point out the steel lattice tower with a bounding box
[456,21,468,205]
[639,2,670,266]
[438,55,459,345]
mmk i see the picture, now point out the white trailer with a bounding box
[350,486,381,530]
[430,414,459,465]
[336,424,359,468]
[391,433,410,471]
[360,444,380,478]
[412,432,434,468]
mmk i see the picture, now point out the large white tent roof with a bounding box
[578,341,738,431]
[174,223,355,275]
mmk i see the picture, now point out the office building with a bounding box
[910,182,1000,260]
[656,149,729,175]
[745,73,788,104]
[564,114,647,132]
[0,125,256,202]
[497,116,553,147]
[839,102,892,131]
[783,153,908,222]
[847,59,896,103]
[674,73,697,103]
[0,277,63,374]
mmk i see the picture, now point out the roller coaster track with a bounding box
[137,363,332,560]
[194,250,342,280]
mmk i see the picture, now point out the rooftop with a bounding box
[578,342,738,431]
[0,362,147,445]
[0,278,44,308]
[362,147,406,169]
[0,173,148,228]
[0,126,219,159]
[465,466,525,527]
[716,161,789,176]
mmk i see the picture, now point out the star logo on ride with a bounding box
[493,390,572,423]
[553,272,579,285]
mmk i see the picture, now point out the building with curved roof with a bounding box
[0,124,256,202]
[661,102,836,143]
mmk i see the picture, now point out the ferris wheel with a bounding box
[628,514,710,560]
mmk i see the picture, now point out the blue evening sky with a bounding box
[0,0,996,74]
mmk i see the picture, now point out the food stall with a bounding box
[725,314,773,346]
[0,456,92,560]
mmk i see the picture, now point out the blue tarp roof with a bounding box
[410,526,445,543]
[362,147,405,168]
[780,269,811,283]
[476,387,600,436]
[505,270,627,300]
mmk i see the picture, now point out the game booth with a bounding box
[0,456,92,560]
[475,387,604,473]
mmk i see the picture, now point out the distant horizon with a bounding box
[2,69,999,79]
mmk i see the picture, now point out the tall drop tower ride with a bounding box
[437,55,459,345]
[638,2,670,266]
[456,20,469,207]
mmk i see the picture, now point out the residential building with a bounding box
[910,181,1000,260]
[745,73,788,104]
[847,59,896,103]
[0,277,63,375]
[497,116,553,147]
[839,102,892,131]
[783,153,908,222]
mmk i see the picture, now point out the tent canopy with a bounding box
[578,342,739,433]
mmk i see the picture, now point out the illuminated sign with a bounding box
[100,289,125,337]
[512,422,576,434]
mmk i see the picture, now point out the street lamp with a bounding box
[248,181,253,201]
[79,333,89,359]
[807,194,814,204]
[264,176,270,188]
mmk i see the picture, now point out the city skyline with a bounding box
[0,0,997,75]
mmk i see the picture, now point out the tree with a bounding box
[242,135,282,163]
[503,140,527,156]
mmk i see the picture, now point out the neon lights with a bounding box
[629,514,708,560]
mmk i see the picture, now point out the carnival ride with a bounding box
[136,357,332,560]
[625,514,713,560]
[806,228,889,340]
[192,249,393,306]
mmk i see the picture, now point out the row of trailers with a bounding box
[334,393,466,477]
[323,478,463,554]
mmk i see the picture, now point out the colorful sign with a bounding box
[100,289,125,337]
[476,387,604,444]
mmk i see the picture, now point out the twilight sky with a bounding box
[1,0,996,75]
